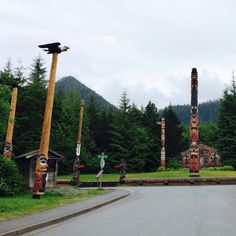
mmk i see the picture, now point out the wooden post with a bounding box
[32,42,69,198]
[38,53,58,161]
[76,100,85,156]
[3,86,18,160]
[72,101,85,185]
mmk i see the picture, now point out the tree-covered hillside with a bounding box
[56,76,116,112]
[160,100,220,124]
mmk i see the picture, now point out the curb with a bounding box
[57,177,236,186]
[0,188,131,236]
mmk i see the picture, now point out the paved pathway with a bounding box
[0,188,130,236]
[24,185,236,236]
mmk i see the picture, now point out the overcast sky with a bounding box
[0,0,235,108]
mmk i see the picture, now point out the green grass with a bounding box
[58,169,236,181]
[0,188,108,221]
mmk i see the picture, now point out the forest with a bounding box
[0,56,236,175]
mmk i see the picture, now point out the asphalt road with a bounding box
[25,186,236,236]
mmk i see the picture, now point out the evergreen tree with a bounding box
[199,122,218,148]
[14,60,26,86]
[108,92,150,172]
[86,96,102,154]
[142,101,160,171]
[14,56,47,154]
[28,55,47,86]
[0,85,11,148]
[51,89,81,173]
[163,105,185,159]
[217,78,236,168]
[0,59,15,86]
[108,92,131,169]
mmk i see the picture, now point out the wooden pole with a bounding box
[33,53,58,197]
[38,53,58,161]
[3,86,18,160]
[32,42,69,198]
[76,101,85,156]
[72,101,85,185]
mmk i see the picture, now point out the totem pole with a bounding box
[157,118,166,168]
[189,68,200,176]
[3,85,18,160]
[72,100,85,186]
[115,159,126,184]
[32,42,69,198]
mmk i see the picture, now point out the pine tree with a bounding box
[0,85,11,148]
[199,122,218,148]
[142,101,160,171]
[28,55,47,86]
[217,78,236,168]
[163,105,185,159]
[14,56,47,154]
[51,89,81,173]
[86,96,102,154]
[0,59,15,86]
[14,60,26,86]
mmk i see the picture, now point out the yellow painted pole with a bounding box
[32,53,58,198]
[38,53,58,161]
[3,86,18,160]
[32,42,69,198]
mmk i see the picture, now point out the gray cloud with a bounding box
[0,0,235,108]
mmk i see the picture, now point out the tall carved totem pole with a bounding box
[189,68,200,175]
[72,100,85,186]
[3,85,18,160]
[32,42,69,198]
[160,118,166,168]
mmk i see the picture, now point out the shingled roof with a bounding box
[15,149,64,159]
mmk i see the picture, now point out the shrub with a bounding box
[167,158,182,170]
[222,160,236,170]
[0,156,26,196]
[203,165,234,171]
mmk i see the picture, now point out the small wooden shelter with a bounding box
[15,149,64,188]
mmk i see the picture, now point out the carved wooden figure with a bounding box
[189,68,200,175]
[158,118,166,168]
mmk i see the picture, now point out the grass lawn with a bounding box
[58,169,236,182]
[0,188,108,221]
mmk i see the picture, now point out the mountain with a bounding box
[160,100,220,124]
[56,76,220,123]
[55,76,116,111]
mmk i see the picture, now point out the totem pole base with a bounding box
[32,194,42,199]
[160,160,166,169]
[71,179,80,186]
[119,177,126,184]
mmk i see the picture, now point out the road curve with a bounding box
[25,186,236,236]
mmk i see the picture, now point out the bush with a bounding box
[0,156,26,196]
[167,158,182,170]
[203,165,234,171]
[222,159,236,170]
